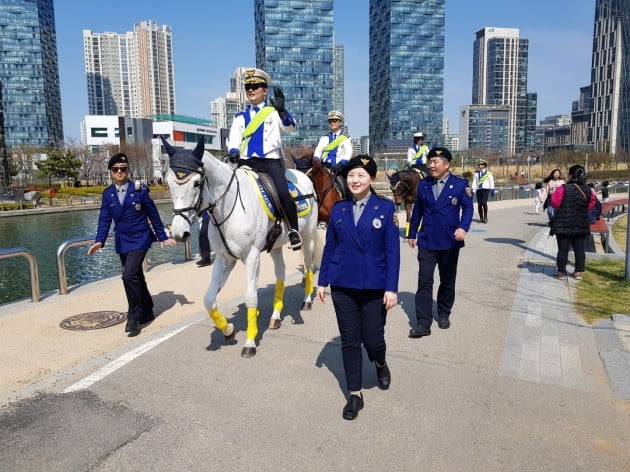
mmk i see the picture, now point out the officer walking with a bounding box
[472,159,495,223]
[88,153,176,335]
[406,131,429,175]
[313,110,353,170]
[317,155,400,420]
[226,68,302,250]
[407,147,473,338]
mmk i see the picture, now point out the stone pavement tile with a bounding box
[560,343,582,370]
[593,319,630,399]
[518,358,540,382]
[612,314,630,351]
[562,366,586,390]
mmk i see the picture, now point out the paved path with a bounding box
[1,199,629,471]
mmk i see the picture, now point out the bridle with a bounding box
[390,171,420,201]
[170,163,244,259]
[308,166,340,203]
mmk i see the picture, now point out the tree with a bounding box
[35,148,83,187]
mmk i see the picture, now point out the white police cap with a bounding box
[244,68,271,86]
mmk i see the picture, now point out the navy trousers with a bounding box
[199,215,212,260]
[415,247,460,328]
[331,286,387,392]
[119,249,153,321]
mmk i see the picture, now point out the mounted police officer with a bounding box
[314,110,353,170]
[407,147,473,338]
[226,68,302,250]
[406,131,429,175]
[317,155,400,420]
[472,159,495,223]
[88,153,176,335]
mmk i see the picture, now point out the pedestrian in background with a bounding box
[88,153,176,335]
[472,159,495,223]
[550,165,596,281]
[534,182,546,215]
[601,181,610,202]
[543,168,564,222]
[317,155,400,421]
[407,147,473,338]
[196,211,215,267]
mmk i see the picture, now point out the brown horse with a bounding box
[292,154,344,225]
[388,169,423,237]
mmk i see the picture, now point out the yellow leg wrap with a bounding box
[405,221,410,237]
[273,280,285,313]
[304,270,314,295]
[209,308,228,332]
[246,307,259,341]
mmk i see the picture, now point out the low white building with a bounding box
[81,114,221,179]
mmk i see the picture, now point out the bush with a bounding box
[0,202,35,211]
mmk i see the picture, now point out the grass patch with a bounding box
[612,214,627,252]
[575,259,630,324]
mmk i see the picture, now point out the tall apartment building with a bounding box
[472,27,535,155]
[369,0,445,154]
[254,0,334,147]
[0,0,63,149]
[333,45,345,114]
[84,20,175,120]
[459,104,510,154]
[589,0,629,155]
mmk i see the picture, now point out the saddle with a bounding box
[241,167,313,251]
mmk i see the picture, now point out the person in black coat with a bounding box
[550,165,596,280]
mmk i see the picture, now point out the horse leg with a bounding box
[300,231,316,311]
[241,249,262,358]
[205,256,238,341]
[268,246,285,330]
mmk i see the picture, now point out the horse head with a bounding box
[388,171,404,205]
[164,136,206,242]
[291,153,314,174]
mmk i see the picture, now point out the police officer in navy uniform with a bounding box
[226,68,302,250]
[88,153,176,335]
[317,155,400,420]
[407,147,473,338]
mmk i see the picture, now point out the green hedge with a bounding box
[0,202,35,211]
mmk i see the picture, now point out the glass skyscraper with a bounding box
[369,0,445,154]
[0,0,63,148]
[254,0,334,147]
[590,0,629,156]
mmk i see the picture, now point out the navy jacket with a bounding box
[96,182,169,254]
[408,174,474,250]
[318,193,400,292]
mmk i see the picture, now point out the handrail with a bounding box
[56,236,192,295]
[0,248,40,302]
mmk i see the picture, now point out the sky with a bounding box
[53,0,596,142]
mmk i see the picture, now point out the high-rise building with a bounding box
[254,0,334,147]
[589,0,629,155]
[459,104,510,154]
[472,27,535,155]
[333,45,345,114]
[211,67,249,129]
[84,20,175,120]
[571,86,592,149]
[0,0,63,148]
[369,0,445,154]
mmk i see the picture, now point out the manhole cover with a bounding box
[60,311,127,331]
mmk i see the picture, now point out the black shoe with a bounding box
[375,362,391,390]
[342,393,364,420]
[196,254,215,267]
[288,230,302,250]
[409,326,431,338]
[437,317,450,329]
[125,318,140,334]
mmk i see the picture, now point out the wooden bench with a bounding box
[589,218,610,252]
[601,198,629,221]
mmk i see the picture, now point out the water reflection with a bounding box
[0,203,198,305]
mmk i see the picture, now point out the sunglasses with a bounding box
[111,166,128,173]
[245,84,264,91]
[328,119,340,123]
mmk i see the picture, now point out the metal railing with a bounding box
[56,236,192,295]
[0,248,40,302]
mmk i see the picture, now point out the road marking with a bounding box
[63,326,188,393]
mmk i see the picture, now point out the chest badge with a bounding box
[135,203,142,211]
[373,218,382,229]
[451,197,458,206]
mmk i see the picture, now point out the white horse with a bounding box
[164,138,319,358]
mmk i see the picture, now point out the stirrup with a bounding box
[288,229,302,250]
